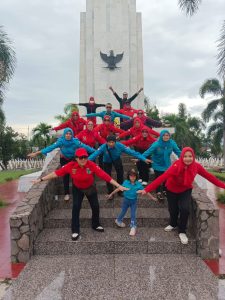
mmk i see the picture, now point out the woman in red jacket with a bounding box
[76,120,106,148]
[138,147,225,245]
[33,148,127,241]
[53,111,86,135]
[122,127,156,185]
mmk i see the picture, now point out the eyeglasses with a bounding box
[78,156,88,160]
[138,113,143,115]
[142,131,148,133]
[104,119,110,122]
[106,106,112,109]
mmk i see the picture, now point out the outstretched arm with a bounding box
[33,171,58,184]
[27,150,42,158]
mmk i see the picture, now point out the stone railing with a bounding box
[0,159,45,171]
[189,185,219,259]
[10,152,61,262]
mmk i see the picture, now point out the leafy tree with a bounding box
[32,122,52,148]
[162,103,205,155]
[0,26,16,104]
[144,97,160,120]
[0,126,18,169]
[200,78,225,162]
[55,103,79,123]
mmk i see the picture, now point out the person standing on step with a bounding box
[142,129,181,200]
[33,148,128,241]
[106,169,156,236]
[78,96,105,125]
[120,110,162,131]
[138,147,225,245]
[119,117,159,140]
[52,111,86,135]
[121,127,156,185]
[28,128,95,202]
[109,86,143,109]
[85,102,131,124]
[88,135,151,198]
[76,120,106,148]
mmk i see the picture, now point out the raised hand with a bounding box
[145,159,152,164]
[27,152,37,159]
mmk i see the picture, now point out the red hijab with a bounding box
[173,147,198,187]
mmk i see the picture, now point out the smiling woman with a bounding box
[32,147,127,241]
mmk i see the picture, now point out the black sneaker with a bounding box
[71,233,80,241]
[157,192,164,202]
[93,226,104,232]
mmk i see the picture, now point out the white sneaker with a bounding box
[142,181,148,186]
[71,233,79,241]
[164,225,177,232]
[138,179,142,183]
[179,233,188,244]
[64,194,70,201]
[115,219,126,228]
[129,227,136,236]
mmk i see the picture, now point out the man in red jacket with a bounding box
[53,111,86,135]
[122,127,156,185]
[76,120,106,148]
[114,100,139,119]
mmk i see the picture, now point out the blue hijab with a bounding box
[58,128,74,145]
[156,129,173,169]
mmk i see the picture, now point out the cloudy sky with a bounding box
[0,0,224,135]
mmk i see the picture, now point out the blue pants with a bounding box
[117,198,137,228]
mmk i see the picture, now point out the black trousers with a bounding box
[166,189,192,233]
[60,157,72,195]
[136,148,150,182]
[72,185,101,234]
[104,158,124,193]
[154,170,166,193]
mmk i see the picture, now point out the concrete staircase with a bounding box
[34,155,196,256]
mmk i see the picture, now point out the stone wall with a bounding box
[189,185,219,259]
[10,152,61,263]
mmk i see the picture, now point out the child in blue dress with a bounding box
[106,169,156,236]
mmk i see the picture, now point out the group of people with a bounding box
[30,87,225,244]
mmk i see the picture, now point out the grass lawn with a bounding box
[208,169,225,182]
[0,169,40,184]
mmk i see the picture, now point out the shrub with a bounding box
[217,191,225,204]
[5,177,13,182]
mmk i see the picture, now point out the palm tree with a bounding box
[162,103,205,155]
[32,122,52,148]
[0,26,16,104]
[55,103,79,123]
[200,79,225,163]
[178,1,225,79]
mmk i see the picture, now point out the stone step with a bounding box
[34,227,196,255]
[44,207,169,228]
[54,194,167,209]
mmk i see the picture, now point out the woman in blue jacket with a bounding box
[89,135,151,197]
[28,128,95,201]
[142,129,181,200]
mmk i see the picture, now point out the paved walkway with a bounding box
[2,254,224,300]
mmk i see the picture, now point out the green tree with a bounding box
[162,103,205,155]
[0,126,18,169]
[144,97,160,120]
[32,123,52,148]
[55,103,79,123]
[0,26,16,104]
[200,79,225,162]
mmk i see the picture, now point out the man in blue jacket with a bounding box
[85,103,131,124]
[89,135,151,196]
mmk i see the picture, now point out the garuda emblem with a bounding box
[100,50,123,70]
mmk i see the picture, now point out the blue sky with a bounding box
[0,0,225,135]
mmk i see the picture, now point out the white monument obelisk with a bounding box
[79,0,144,109]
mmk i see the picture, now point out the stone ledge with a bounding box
[10,151,61,263]
[190,185,219,259]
